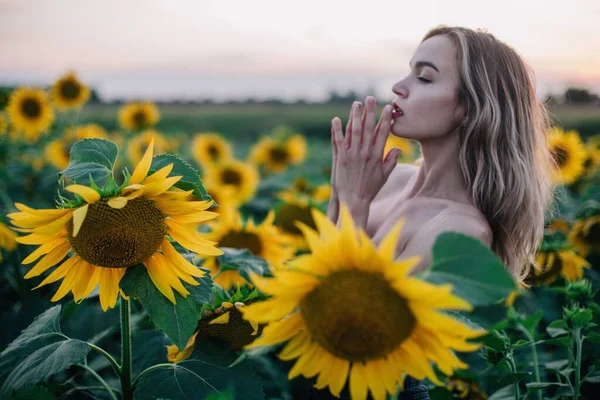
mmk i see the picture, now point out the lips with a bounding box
[392,102,404,118]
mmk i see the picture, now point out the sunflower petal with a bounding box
[65,185,101,204]
[72,204,89,238]
[130,138,154,184]
[107,197,128,209]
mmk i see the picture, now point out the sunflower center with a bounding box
[300,270,416,362]
[20,97,42,119]
[207,145,220,159]
[551,146,569,168]
[221,168,242,185]
[218,231,262,255]
[59,79,81,100]
[275,203,316,235]
[132,111,147,128]
[294,178,310,193]
[68,197,166,268]
[269,146,289,163]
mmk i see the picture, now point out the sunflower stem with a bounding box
[507,356,520,400]
[518,325,542,400]
[120,297,133,400]
[573,327,583,400]
[87,342,121,375]
[75,364,118,400]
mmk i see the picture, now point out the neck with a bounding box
[405,130,473,205]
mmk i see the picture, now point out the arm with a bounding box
[397,214,493,276]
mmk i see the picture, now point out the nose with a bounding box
[391,79,408,98]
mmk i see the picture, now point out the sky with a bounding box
[0,0,599,102]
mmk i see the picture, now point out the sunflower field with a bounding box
[0,73,599,400]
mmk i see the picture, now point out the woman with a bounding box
[323,25,555,399]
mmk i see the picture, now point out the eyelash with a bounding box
[417,77,431,83]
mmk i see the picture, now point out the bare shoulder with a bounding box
[375,163,418,201]
[397,207,493,275]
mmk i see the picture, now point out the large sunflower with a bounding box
[274,192,320,250]
[45,124,109,170]
[7,140,223,311]
[568,214,600,257]
[0,221,17,263]
[118,101,160,131]
[203,159,259,206]
[198,207,294,289]
[191,133,232,168]
[249,134,307,173]
[6,88,55,141]
[50,72,90,111]
[127,130,171,164]
[241,207,485,400]
[547,127,587,185]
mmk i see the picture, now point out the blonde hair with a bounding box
[421,26,555,282]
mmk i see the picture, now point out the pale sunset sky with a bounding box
[0,0,599,101]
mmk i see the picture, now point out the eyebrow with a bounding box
[409,60,439,73]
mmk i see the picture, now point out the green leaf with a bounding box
[204,385,235,400]
[421,233,516,306]
[547,320,569,337]
[545,336,571,349]
[120,265,201,350]
[134,338,263,400]
[59,138,117,187]
[512,339,533,348]
[571,308,593,328]
[149,154,212,202]
[217,248,271,282]
[586,330,600,344]
[584,369,600,383]
[521,310,544,333]
[1,386,56,400]
[499,372,532,385]
[488,385,515,400]
[0,306,90,395]
[526,382,569,390]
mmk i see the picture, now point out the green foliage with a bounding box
[149,153,212,202]
[133,338,263,400]
[0,306,90,396]
[216,248,271,283]
[120,265,213,350]
[59,138,118,187]
[421,232,517,307]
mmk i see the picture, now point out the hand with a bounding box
[330,96,401,227]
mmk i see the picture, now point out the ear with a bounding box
[453,102,467,128]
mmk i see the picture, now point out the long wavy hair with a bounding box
[421,26,555,282]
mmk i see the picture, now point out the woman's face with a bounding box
[390,35,465,141]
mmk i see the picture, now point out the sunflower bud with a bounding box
[565,279,596,306]
[563,305,593,330]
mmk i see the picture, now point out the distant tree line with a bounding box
[0,86,598,108]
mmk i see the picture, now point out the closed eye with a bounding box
[417,77,431,83]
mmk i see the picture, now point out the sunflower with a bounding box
[191,133,232,168]
[240,206,485,400]
[127,130,171,164]
[203,159,259,206]
[527,249,591,285]
[205,183,239,211]
[274,192,320,250]
[0,113,7,137]
[384,135,415,162]
[46,124,110,170]
[547,127,587,185]
[7,140,223,311]
[50,72,90,110]
[6,88,55,141]
[568,214,600,257]
[118,101,160,131]
[167,287,264,361]
[197,207,294,289]
[546,218,571,234]
[0,221,17,263]
[278,177,332,204]
[583,135,600,175]
[249,134,307,173]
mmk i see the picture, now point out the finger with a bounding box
[331,123,338,158]
[383,148,401,178]
[351,101,362,152]
[362,96,377,149]
[332,117,345,157]
[373,105,393,155]
[344,102,355,149]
